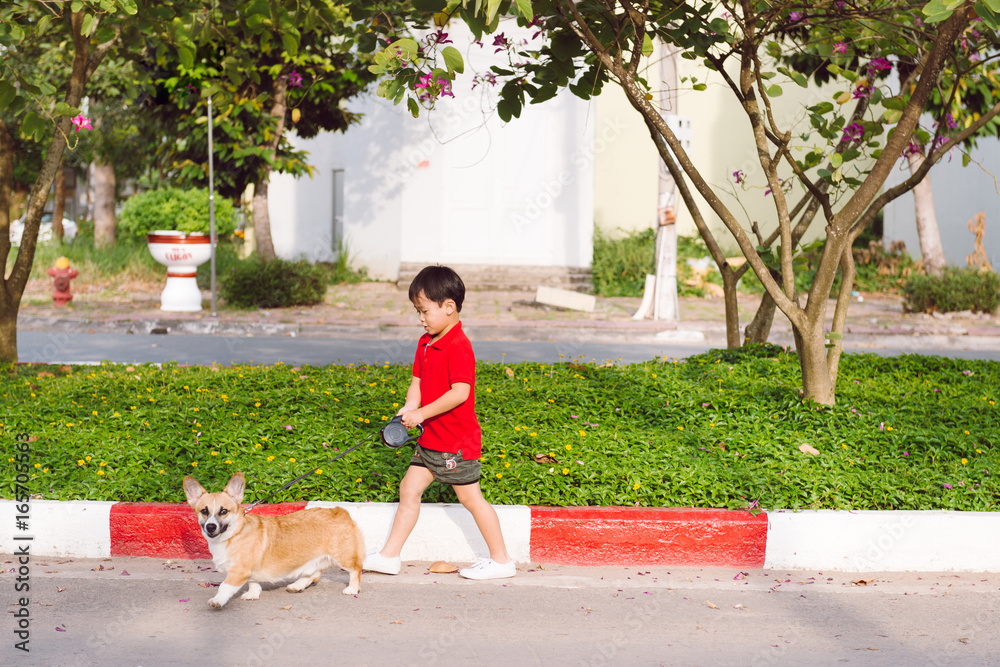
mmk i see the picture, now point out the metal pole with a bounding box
[208,94,217,316]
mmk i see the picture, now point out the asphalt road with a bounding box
[3,556,999,666]
[16,330,1000,366]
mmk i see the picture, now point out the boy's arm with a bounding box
[398,376,421,415]
[400,382,470,428]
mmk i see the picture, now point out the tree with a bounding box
[364,0,1000,405]
[147,0,377,261]
[0,0,207,363]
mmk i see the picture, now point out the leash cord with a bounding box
[245,432,380,510]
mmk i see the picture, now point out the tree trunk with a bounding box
[721,265,741,348]
[792,323,836,406]
[252,178,276,262]
[251,78,289,263]
[744,291,777,345]
[92,159,116,247]
[52,163,67,242]
[907,149,946,277]
[0,118,19,363]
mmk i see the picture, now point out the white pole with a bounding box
[208,94,217,316]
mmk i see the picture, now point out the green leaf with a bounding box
[0,81,16,109]
[882,97,907,111]
[407,97,420,118]
[692,83,707,91]
[441,46,464,74]
[923,0,965,24]
[882,108,903,124]
[54,102,81,117]
[766,84,782,97]
[642,34,653,58]
[81,13,96,37]
[486,0,502,24]
[177,45,195,71]
[281,32,299,58]
[829,153,843,168]
[963,152,972,167]
[118,0,138,15]
[515,0,533,19]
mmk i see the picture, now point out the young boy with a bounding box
[363,265,516,580]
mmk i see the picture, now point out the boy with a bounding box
[363,265,516,580]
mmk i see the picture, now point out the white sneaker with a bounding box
[363,551,401,575]
[459,558,516,580]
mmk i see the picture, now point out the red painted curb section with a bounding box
[109,502,307,559]
[529,507,768,567]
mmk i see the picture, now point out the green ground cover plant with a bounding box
[4,347,997,510]
[903,267,1000,314]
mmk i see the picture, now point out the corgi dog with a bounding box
[183,472,364,609]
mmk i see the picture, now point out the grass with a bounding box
[4,346,997,511]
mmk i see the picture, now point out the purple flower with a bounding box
[732,169,746,184]
[853,84,873,100]
[71,115,92,132]
[492,33,511,53]
[285,71,303,88]
[943,483,953,490]
[903,451,909,456]
[472,72,498,89]
[833,42,847,54]
[867,57,892,75]
[789,11,803,22]
[841,122,865,143]
[435,76,454,98]
[425,29,452,46]
[284,424,293,430]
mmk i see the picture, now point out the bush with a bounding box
[903,267,1000,314]
[220,257,327,308]
[592,226,655,297]
[119,187,237,240]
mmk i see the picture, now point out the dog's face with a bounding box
[183,473,246,540]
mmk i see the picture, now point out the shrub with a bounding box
[903,267,1000,314]
[119,187,237,240]
[592,226,655,297]
[220,257,327,308]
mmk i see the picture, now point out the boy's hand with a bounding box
[400,409,424,428]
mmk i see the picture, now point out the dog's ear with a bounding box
[183,476,206,506]
[224,473,246,503]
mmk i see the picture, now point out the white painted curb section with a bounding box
[0,500,114,558]
[309,501,532,563]
[765,510,1000,572]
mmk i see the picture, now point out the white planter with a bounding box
[147,231,212,312]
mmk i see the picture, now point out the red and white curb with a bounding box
[3,501,1000,572]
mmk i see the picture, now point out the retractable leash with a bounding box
[245,416,424,510]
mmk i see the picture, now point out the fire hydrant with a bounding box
[47,257,78,307]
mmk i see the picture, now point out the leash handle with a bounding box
[380,415,423,448]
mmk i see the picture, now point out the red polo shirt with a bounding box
[413,321,482,460]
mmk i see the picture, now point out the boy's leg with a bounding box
[379,464,435,558]
[453,481,512,565]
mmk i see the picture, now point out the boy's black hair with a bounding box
[408,265,465,312]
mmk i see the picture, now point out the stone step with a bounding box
[397,262,593,293]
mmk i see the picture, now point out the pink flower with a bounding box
[284,424,293,431]
[943,483,953,490]
[71,115,92,132]
[841,122,865,143]
[284,71,303,87]
[833,42,847,54]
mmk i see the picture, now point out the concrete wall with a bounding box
[268,23,594,281]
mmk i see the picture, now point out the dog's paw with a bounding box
[342,585,359,596]
[240,591,260,601]
[208,597,225,609]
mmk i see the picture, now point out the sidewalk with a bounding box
[20,278,1000,348]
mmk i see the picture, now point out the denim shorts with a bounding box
[410,445,481,486]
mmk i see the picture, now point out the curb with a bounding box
[4,500,1000,572]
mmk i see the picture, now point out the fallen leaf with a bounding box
[706,601,719,609]
[734,604,745,610]
[429,561,458,574]
[798,444,820,456]
[281,605,292,610]
[959,638,970,644]
[55,626,67,632]
[533,453,559,464]
[391,620,404,624]
[853,579,870,586]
